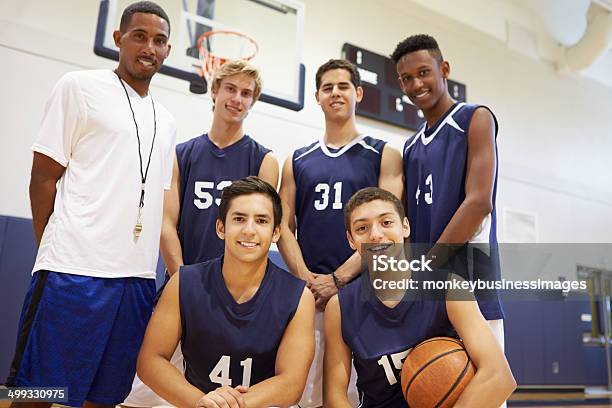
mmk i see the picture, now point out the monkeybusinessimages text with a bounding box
[370,255,587,293]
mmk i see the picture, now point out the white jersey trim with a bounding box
[404,126,425,154]
[294,142,321,161]
[421,102,466,146]
[356,139,381,155]
[294,135,380,161]
[318,135,379,158]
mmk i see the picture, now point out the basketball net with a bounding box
[197,30,259,85]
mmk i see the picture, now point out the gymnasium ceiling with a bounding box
[403,0,612,89]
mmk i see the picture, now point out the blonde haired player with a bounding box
[124,60,278,407]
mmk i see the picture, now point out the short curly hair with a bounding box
[120,1,170,35]
[344,187,405,233]
[390,34,443,64]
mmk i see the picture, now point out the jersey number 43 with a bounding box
[415,174,433,206]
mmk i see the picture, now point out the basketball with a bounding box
[401,337,476,408]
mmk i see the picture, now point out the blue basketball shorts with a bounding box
[6,270,156,407]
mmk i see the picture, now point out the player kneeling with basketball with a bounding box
[324,187,515,407]
[138,176,315,408]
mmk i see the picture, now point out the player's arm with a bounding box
[257,152,280,189]
[436,108,496,244]
[30,74,84,245]
[331,144,404,284]
[323,295,353,408]
[311,253,360,311]
[242,287,315,407]
[138,273,246,408]
[30,153,66,245]
[137,273,202,407]
[378,144,404,199]
[322,144,404,305]
[160,153,184,276]
[446,279,516,407]
[277,156,315,282]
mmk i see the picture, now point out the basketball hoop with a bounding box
[197,30,259,86]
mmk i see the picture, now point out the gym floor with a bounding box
[507,388,612,407]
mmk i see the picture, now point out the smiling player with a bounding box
[392,33,505,352]
[6,2,176,407]
[137,177,315,408]
[162,60,278,276]
[277,58,403,407]
[324,187,516,407]
[123,59,279,408]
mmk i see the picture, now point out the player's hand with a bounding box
[195,386,247,408]
[305,270,321,294]
[425,244,456,269]
[305,270,317,286]
[309,273,337,311]
[315,294,331,311]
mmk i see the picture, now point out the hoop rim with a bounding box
[197,30,259,80]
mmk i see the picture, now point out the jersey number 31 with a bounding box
[314,182,343,210]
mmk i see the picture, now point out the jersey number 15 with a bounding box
[378,349,409,385]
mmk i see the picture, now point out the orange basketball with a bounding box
[401,337,475,408]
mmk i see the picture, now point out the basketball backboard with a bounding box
[94,0,305,111]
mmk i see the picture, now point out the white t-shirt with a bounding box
[32,70,176,279]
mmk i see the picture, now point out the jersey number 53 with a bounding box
[194,180,232,210]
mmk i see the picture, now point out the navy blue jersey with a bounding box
[177,134,270,264]
[403,103,504,320]
[179,257,305,392]
[293,136,386,274]
[338,274,457,408]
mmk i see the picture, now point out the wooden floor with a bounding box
[507,390,612,407]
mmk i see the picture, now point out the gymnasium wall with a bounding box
[1,0,612,257]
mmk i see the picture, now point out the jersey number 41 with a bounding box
[209,355,253,387]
